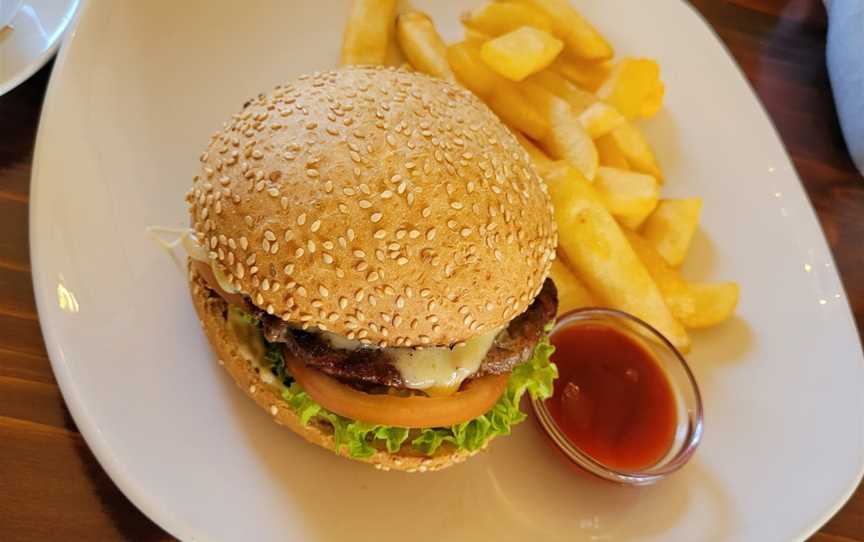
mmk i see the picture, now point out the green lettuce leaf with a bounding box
[258,316,557,459]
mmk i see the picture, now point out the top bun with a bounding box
[188,66,556,347]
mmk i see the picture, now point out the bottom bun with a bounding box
[188,265,482,472]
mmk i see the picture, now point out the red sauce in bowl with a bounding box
[546,322,677,471]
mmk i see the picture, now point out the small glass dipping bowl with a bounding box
[531,308,704,485]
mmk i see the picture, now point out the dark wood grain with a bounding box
[1,1,862,540]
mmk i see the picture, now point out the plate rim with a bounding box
[0,0,81,97]
[27,0,864,540]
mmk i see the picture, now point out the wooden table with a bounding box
[1,1,862,540]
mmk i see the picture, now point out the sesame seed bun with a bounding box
[188,265,479,472]
[188,66,557,347]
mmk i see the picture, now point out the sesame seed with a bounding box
[310,220,321,232]
[370,213,383,223]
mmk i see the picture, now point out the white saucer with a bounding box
[0,0,79,96]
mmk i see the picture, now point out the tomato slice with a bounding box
[287,355,508,428]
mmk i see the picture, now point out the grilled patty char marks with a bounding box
[250,279,558,389]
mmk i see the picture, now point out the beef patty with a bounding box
[252,279,558,389]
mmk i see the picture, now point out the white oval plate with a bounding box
[0,0,79,96]
[31,0,864,540]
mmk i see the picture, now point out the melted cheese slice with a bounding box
[391,328,501,396]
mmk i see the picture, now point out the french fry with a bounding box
[596,58,665,119]
[520,81,598,180]
[461,2,552,36]
[503,0,612,60]
[447,41,500,96]
[594,166,659,229]
[448,42,550,140]
[341,0,398,66]
[396,11,454,80]
[595,133,629,169]
[464,28,492,44]
[609,122,663,180]
[480,27,564,81]
[578,102,627,139]
[384,32,406,67]
[487,90,550,141]
[525,69,596,114]
[549,258,596,315]
[640,198,703,267]
[513,132,556,175]
[624,230,739,328]
[671,282,740,329]
[545,163,690,351]
[550,56,613,92]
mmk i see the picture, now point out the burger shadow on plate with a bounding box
[473,407,736,541]
[219,359,735,542]
[214,364,532,542]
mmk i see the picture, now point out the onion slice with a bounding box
[192,260,246,307]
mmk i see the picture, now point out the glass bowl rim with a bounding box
[530,307,704,485]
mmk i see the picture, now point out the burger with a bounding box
[185,66,559,472]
